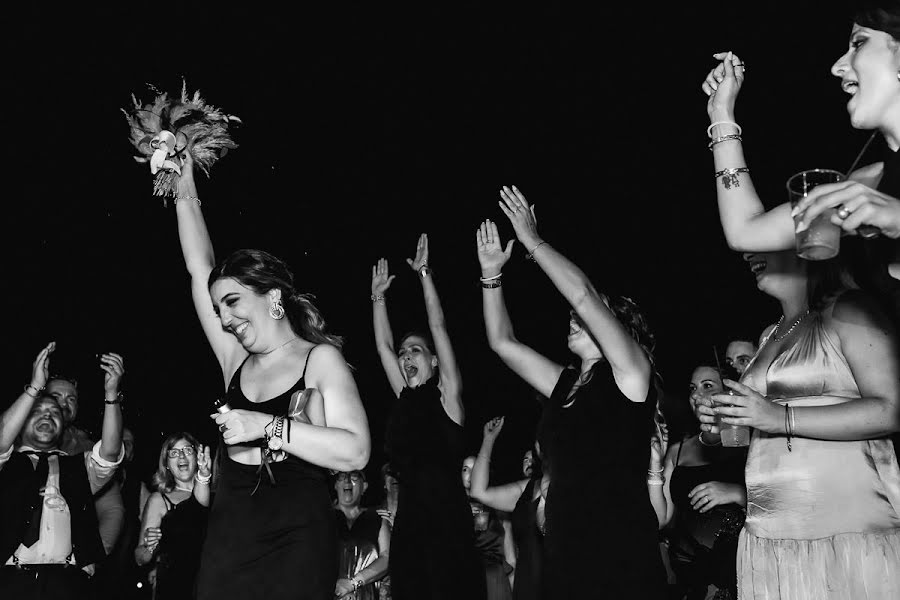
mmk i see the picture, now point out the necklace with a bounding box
[266,336,298,355]
[772,310,810,342]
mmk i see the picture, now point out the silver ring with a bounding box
[734,62,745,69]
[837,206,852,220]
[219,424,227,433]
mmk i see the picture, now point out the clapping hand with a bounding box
[31,342,56,392]
[702,51,745,120]
[497,186,541,250]
[406,233,429,272]
[371,258,396,296]
[476,220,514,277]
[100,353,125,395]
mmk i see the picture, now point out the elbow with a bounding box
[346,440,371,472]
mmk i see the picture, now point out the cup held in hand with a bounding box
[786,169,845,261]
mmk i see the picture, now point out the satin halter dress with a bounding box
[737,306,900,599]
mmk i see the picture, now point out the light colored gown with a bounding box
[737,307,900,599]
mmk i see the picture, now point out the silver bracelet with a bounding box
[714,167,750,190]
[174,195,202,206]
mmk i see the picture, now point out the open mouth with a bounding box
[233,322,249,337]
[841,80,858,95]
[749,260,767,276]
[568,321,583,336]
[35,420,57,433]
[403,364,418,378]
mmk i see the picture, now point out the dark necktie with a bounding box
[21,452,52,547]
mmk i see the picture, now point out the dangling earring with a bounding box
[270,299,285,320]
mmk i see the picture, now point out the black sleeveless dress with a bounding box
[470,500,513,600]
[196,348,337,600]
[155,493,208,600]
[667,439,746,599]
[384,377,486,600]
[537,365,666,599]
[510,478,542,600]
[335,508,383,600]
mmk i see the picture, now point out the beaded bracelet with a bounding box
[370,294,385,303]
[174,195,202,206]
[715,167,750,190]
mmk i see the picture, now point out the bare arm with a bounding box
[135,493,165,566]
[477,220,564,398]
[470,417,528,512]
[1,343,54,452]
[217,345,371,471]
[501,515,516,589]
[193,445,211,507]
[498,189,651,402]
[371,259,405,397]
[172,156,245,378]
[98,353,124,462]
[648,440,677,529]
[409,234,464,424]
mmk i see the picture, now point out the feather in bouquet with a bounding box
[122,80,241,203]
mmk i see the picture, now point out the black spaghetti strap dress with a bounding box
[154,493,207,600]
[536,365,666,599]
[384,376,486,600]
[196,347,337,600]
[510,478,542,600]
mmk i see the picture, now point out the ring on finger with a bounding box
[219,424,227,433]
[837,205,852,220]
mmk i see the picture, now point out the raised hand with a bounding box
[197,445,212,477]
[497,186,541,250]
[372,258,396,296]
[100,353,125,395]
[31,342,56,391]
[406,233,429,272]
[792,180,900,239]
[702,51,745,121]
[482,416,505,440]
[476,220,514,277]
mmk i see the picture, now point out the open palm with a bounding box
[371,258,395,295]
[476,220,514,276]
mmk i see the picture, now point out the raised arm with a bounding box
[470,417,528,512]
[477,220,564,398]
[701,52,797,252]
[98,353,125,462]
[408,234,464,423]
[371,258,405,397]
[193,444,211,507]
[497,188,651,403]
[215,344,370,471]
[716,291,900,439]
[1,342,54,452]
[172,153,245,377]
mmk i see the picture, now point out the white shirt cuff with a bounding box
[90,440,125,468]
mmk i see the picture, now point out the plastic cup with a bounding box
[715,391,750,447]
[786,169,845,260]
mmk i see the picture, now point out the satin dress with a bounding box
[737,307,900,599]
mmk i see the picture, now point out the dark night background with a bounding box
[5,4,877,501]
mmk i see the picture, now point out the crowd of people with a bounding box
[4,2,900,599]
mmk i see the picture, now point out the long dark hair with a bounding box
[208,248,343,348]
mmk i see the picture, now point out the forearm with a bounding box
[353,554,389,586]
[193,479,211,507]
[281,421,369,471]
[790,397,900,440]
[470,438,496,498]
[526,239,594,310]
[0,391,37,451]
[99,399,123,462]
[134,541,156,566]
[648,483,669,530]
[174,175,215,276]
[372,300,395,353]
[482,286,516,349]
[420,272,447,328]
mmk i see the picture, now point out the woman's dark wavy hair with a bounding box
[854,1,900,40]
[397,330,436,355]
[208,249,343,348]
[600,294,657,366]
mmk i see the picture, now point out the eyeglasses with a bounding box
[167,447,196,459]
[335,472,364,483]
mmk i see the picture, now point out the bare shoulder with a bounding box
[307,343,348,370]
[830,289,892,329]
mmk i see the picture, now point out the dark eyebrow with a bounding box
[701,379,717,385]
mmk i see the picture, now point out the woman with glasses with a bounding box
[136,433,211,600]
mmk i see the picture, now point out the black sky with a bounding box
[5,4,877,487]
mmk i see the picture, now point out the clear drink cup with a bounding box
[715,390,750,447]
[786,169,845,261]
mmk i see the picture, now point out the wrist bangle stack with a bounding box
[707,121,742,138]
[647,468,665,486]
[785,404,794,452]
[480,273,502,289]
[195,472,212,485]
[370,293,385,303]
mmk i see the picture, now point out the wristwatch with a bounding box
[104,391,124,405]
[267,416,285,451]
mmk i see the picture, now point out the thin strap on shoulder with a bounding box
[674,439,685,467]
[227,354,252,391]
[161,493,173,511]
[301,345,321,379]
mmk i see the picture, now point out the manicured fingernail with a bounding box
[795,221,808,233]
[790,205,800,217]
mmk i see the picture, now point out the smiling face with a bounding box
[522,450,534,478]
[46,379,78,424]
[567,310,603,359]
[742,251,807,300]
[334,471,367,508]
[397,335,437,388]
[166,438,197,485]
[210,278,282,353]
[20,397,65,450]
[461,456,476,491]
[688,366,724,412]
[725,340,756,375]
[832,24,900,131]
